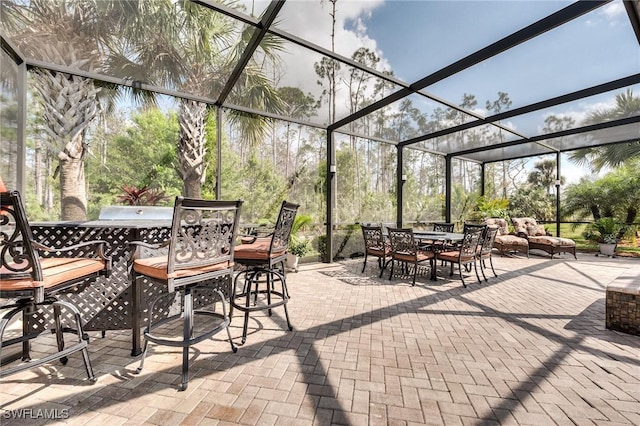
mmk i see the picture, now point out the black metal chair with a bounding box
[433,222,455,233]
[387,228,435,286]
[361,224,390,274]
[231,201,299,344]
[430,222,456,263]
[0,190,111,382]
[436,226,484,287]
[130,197,242,391]
[477,226,499,281]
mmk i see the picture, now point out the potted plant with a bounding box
[286,214,313,272]
[583,217,626,257]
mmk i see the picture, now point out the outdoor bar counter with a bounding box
[31,219,172,356]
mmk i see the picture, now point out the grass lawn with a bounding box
[558,223,640,257]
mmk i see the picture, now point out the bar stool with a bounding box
[0,190,111,382]
[130,197,242,391]
[231,201,299,344]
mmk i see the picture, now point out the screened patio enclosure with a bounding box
[1,0,639,262]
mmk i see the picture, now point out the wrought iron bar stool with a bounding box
[0,190,111,382]
[231,201,299,344]
[130,197,242,391]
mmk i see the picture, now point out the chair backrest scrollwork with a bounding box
[433,222,455,233]
[481,227,499,256]
[167,197,243,273]
[0,191,42,281]
[270,201,299,254]
[459,228,483,259]
[362,225,385,251]
[388,228,418,257]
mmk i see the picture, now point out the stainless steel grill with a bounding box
[98,206,174,221]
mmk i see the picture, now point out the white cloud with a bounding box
[534,97,617,134]
[600,1,625,21]
[263,1,390,123]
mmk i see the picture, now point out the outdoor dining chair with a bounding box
[436,226,484,287]
[433,222,455,233]
[130,197,242,391]
[0,190,111,382]
[428,222,457,264]
[361,224,390,273]
[231,201,299,344]
[477,226,499,281]
[386,228,435,286]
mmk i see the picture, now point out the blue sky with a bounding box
[276,1,637,127]
[270,0,639,182]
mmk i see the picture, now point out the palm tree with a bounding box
[563,178,604,221]
[570,89,640,172]
[110,0,284,198]
[526,159,563,195]
[1,0,127,220]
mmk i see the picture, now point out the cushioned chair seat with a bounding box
[133,256,233,280]
[234,240,286,260]
[1,257,107,292]
[367,246,390,257]
[437,251,476,263]
[392,251,433,263]
[494,234,529,256]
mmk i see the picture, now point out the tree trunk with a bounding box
[59,154,87,220]
[35,138,44,205]
[178,99,208,198]
[33,69,99,221]
[45,156,54,213]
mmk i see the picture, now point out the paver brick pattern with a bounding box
[1,253,639,425]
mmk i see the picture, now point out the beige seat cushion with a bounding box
[484,218,509,236]
[437,251,475,262]
[393,251,434,262]
[495,235,528,247]
[528,236,575,247]
[0,257,106,292]
[134,255,233,280]
[234,239,286,260]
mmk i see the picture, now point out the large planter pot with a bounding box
[598,243,617,257]
[285,253,299,272]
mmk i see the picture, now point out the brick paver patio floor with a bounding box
[1,253,639,425]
